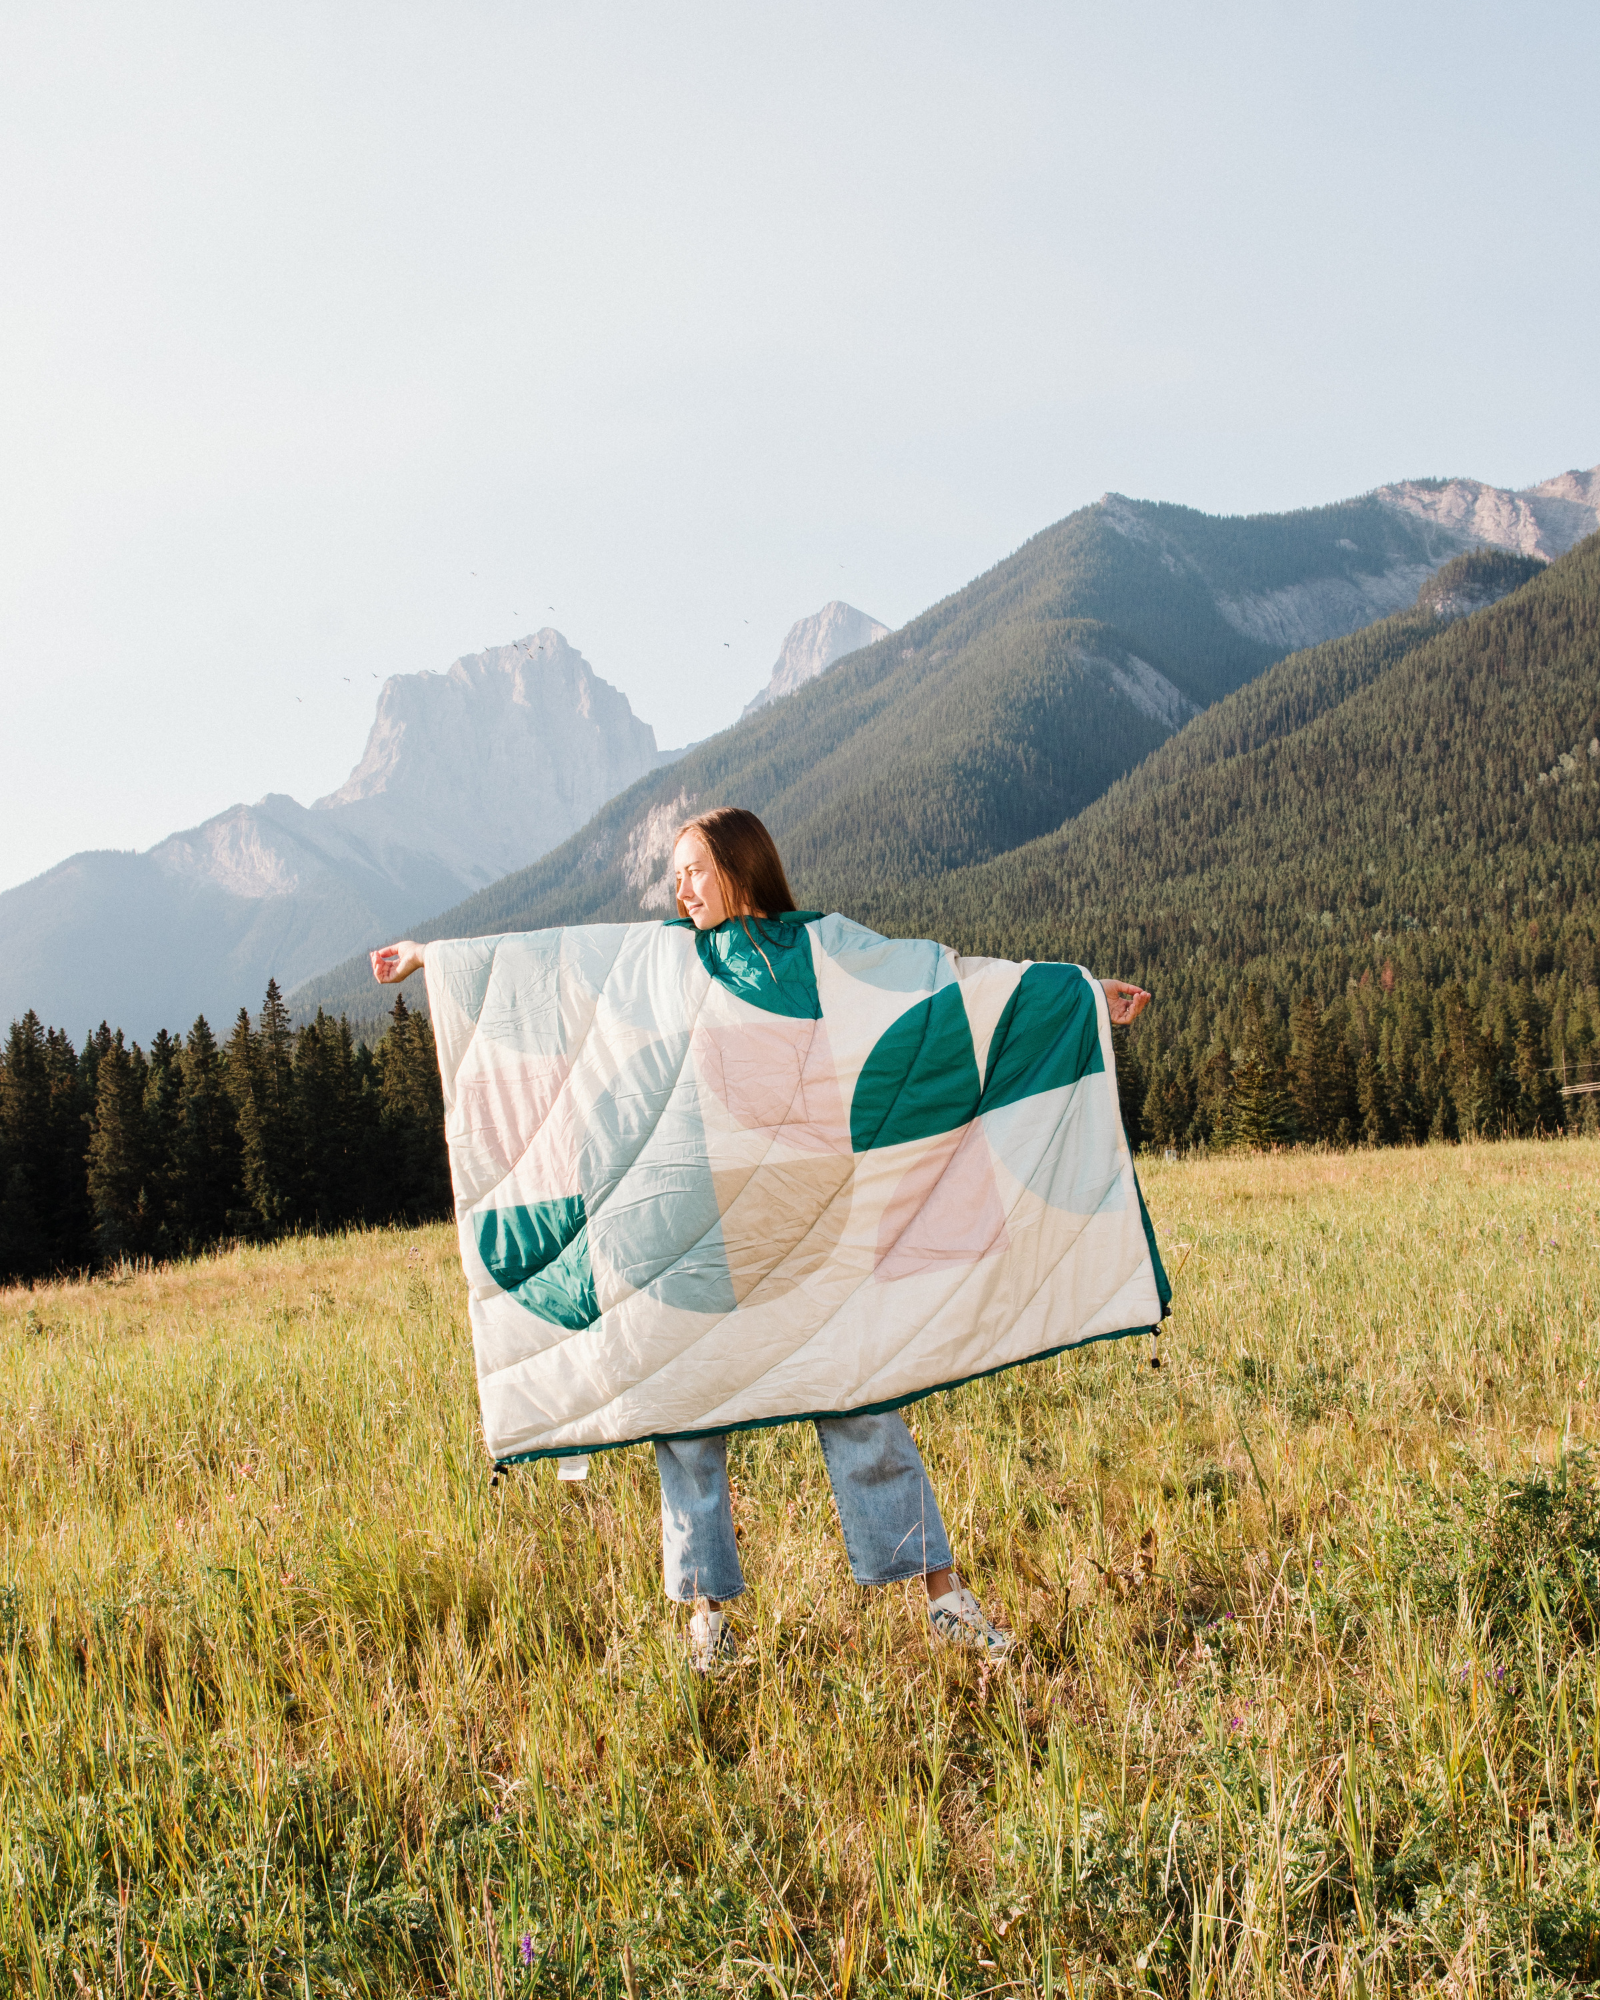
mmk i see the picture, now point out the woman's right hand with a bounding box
[371,940,425,984]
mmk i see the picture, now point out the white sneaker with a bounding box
[928,1581,1013,1659]
[687,1603,738,1672]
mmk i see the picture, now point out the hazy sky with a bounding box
[2,1,1596,891]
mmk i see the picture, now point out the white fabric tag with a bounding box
[556,1455,590,1481]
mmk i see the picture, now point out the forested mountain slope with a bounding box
[293,482,1544,1030]
[861,539,1600,1147]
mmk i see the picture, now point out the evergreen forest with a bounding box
[860,542,1600,1151]
[0,985,449,1285]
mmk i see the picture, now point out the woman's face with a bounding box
[673,830,733,928]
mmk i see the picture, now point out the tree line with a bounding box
[1111,940,1592,1155]
[0,982,450,1285]
[3,933,1588,1293]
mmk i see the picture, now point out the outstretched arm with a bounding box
[371,941,425,984]
[1100,978,1151,1027]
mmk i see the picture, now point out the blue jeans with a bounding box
[654,1411,955,1602]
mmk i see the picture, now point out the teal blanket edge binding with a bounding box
[491,1318,1155,1471]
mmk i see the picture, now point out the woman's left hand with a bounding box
[1100,978,1151,1026]
[372,940,425,984]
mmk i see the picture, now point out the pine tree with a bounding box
[1356,1045,1391,1147]
[85,1035,154,1263]
[1228,990,1292,1149]
[225,1007,267,1235]
[174,1016,241,1250]
[294,1010,369,1227]
[0,1014,49,1279]
[0,1016,98,1280]
[1441,984,1497,1138]
[1414,1036,1446,1140]
[1318,1012,1358,1146]
[375,997,451,1220]
[1513,1011,1561,1134]
[229,986,301,1231]
[1194,1041,1234,1146]
[1141,1046,1196,1150]
[142,1027,183,1257]
[1112,1025,1144,1152]
[1288,996,1324,1142]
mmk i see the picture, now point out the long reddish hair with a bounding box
[674,807,797,922]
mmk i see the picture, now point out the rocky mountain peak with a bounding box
[318,631,610,810]
[742,601,892,716]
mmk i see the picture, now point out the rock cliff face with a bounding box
[742,601,891,715]
[1211,565,1442,652]
[314,633,658,890]
[0,634,660,1039]
[1376,468,1600,562]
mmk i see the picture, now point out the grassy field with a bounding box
[4,1141,1600,1998]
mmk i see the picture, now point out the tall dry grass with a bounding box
[3,1140,1599,1997]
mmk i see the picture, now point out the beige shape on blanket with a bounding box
[693,1013,850,1154]
[875,1121,1009,1283]
[712,1155,857,1305]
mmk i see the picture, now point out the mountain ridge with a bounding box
[836,534,1600,1147]
[291,463,1598,1036]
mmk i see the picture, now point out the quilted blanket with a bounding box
[423,912,1169,1468]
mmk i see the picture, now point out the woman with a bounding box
[373,806,1149,1670]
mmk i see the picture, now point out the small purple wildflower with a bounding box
[1496,1666,1505,1680]
[520,1934,534,1967]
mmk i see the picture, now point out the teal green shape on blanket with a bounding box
[429,936,499,1030]
[477,1198,598,1330]
[979,963,1103,1113]
[850,985,981,1151]
[579,1036,735,1313]
[667,913,822,1020]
